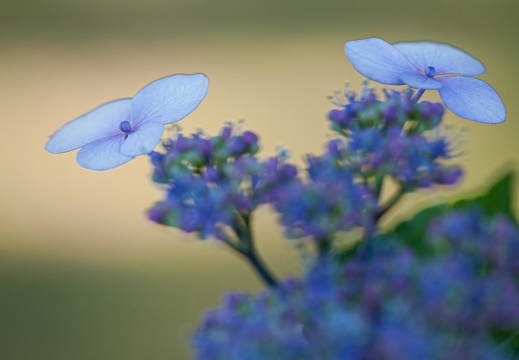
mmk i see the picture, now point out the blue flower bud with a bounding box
[174,136,190,151]
[148,202,171,225]
[220,125,232,139]
[424,66,436,77]
[327,108,350,127]
[203,166,220,182]
[119,120,132,133]
[242,131,259,147]
[363,91,377,103]
[382,104,399,122]
[227,136,247,157]
[434,167,463,185]
[326,139,344,158]
[280,164,298,179]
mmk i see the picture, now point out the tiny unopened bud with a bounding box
[119,121,132,133]
[424,66,436,77]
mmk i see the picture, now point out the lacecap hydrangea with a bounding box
[193,210,519,360]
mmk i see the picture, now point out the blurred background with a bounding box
[1,0,518,358]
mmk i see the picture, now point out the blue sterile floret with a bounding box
[45,74,209,170]
[345,38,505,124]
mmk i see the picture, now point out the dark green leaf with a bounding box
[388,171,516,255]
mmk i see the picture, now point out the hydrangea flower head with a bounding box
[327,88,463,190]
[45,73,209,170]
[148,124,298,241]
[345,38,505,124]
[193,213,519,360]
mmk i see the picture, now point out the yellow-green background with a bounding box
[1,0,518,358]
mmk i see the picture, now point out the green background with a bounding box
[1,0,518,358]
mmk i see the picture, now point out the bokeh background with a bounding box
[1,0,518,358]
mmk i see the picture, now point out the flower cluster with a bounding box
[271,148,375,243]
[427,208,519,281]
[193,210,519,360]
[327,88,462,189]
[148,124,297,240]
[149,87,464,259]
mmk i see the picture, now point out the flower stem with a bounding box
[232,213,279,287]
[375,181,406,222]
[241,248,278,287]
[410,89,425,103]
[373,175,384,200]
[315,237,332,258]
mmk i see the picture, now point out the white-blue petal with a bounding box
[131,73,209,127]
[77,135,134,171]
[400,72,443,90]
[437,76,505,124]
[393,41,485,76]
[45,99,132,154]
[120,121,165,156]
[345,38,417,85]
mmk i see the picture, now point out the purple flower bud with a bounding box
[150,152,169,183]
[424,66,436,77]
[148,202,170,224]
[119,120,132,133]
[327,108,350,127]
[349,128,384,152]
[204,166,220,182]
[280,164,298,179]
[263,158,279,174]
[180,213,200,232]
[382,105,399,122]
[363,91,377,104]
[192,137,213,159]
[417,101,444,129]
[326,139,343,158]
[149,151,163,166]
[237,196,252,212]
[435,167,463,185]
[220,125,232,139]
[227,136,247,157]
[175,136,190,151]
[242,131,259,147]
[431,103,444,117]
[428,139,449,158]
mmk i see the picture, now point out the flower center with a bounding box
[119,121,132,133]
[424,66,436,77]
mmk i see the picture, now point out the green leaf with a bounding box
[454,171,515,220]
[389,170,516,255]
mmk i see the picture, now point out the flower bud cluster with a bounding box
[148,125,297,239]
[427,209,519,276]
[193,211,519,359]
[272,149,376,241]
[328,88,462,189]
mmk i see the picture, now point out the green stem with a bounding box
[375,182,406,222]
[232,213,279,288]
[315,237,332,259]
[373,175,384,200]
[241,248,278,288]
